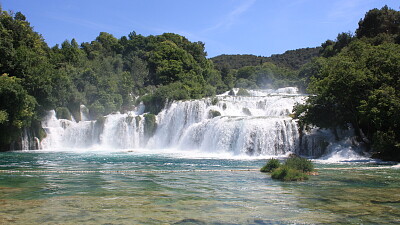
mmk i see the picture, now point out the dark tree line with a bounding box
[210,47,321,91]
[211,47,321,71]
[294,5,400,161]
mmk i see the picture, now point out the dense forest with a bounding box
[294,6,400,161]
[211,47,321,71]
[210,47,321,90]
[0,5,399,161]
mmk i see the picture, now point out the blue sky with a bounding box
[2,0,399,57]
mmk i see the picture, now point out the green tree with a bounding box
[0,74,36,149]
[356,5,400,40]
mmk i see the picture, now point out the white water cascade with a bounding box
[40,87,316,156]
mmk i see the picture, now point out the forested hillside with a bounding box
[294,5,400,161]
[211,47,320,71]
[210,47,321,91]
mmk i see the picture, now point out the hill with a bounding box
[211,47,321,71]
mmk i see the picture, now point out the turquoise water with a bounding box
[0,151,399,224]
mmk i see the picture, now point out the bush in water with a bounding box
[208,110,221,118]
[262,155,314,181]
[260,158,281,172]
[271,165,309,181]
[284,155,314,173]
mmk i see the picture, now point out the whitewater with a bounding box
[39,87,367,162]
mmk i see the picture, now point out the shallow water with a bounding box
[0,151,399,224]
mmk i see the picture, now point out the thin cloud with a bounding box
[203,0,256,33]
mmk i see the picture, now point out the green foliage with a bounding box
[211,48,321,91]
[55,107,72,120]
[235,78,258,89]
[208,110,221,118]
[284,155,314,173]
[0,74,36,149]
[135,116,141,128]
[88,101,105,119]
[143,113,157,137]
[236,88,251,96]
[140,82,190,114]
[263,156,313,181]
[295,6,400,161]
[320,32,354,57]
[211,97,218,105]
[211,48,320,71]
[356,5,400,41]
[271,166,309,181]
[260,158,281,172]
[0,110,7,124]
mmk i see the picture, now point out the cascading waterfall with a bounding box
[146,87,304,156]
[40,87,340,157]
[41,110,146,150]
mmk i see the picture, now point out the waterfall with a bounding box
[40,87,341,157]
[41,110,146,150]
[146,88,305,156]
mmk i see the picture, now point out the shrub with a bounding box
[89,101,105,119]
[140,82,190,114]
[135,116,141,127]
[271,166,309,181]
[208,110,221,118]
[284,155,314,172]
[55,107,72,120]
[262,155,314,181]
[211,97,219,105]
[236,88,251,96]
[144,113,157,137]
[260,158,281,172]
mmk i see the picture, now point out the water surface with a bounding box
[0,151,399,224]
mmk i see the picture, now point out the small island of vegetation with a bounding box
[261,156,315,181]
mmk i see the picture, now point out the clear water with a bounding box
[0,150,399,224]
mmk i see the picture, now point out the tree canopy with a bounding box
[294,6,400,161]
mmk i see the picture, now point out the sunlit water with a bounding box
[0,150,399,224]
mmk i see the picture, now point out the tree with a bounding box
[0,74,36,149]
[356,5,400,39]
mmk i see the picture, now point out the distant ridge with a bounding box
[211,47,321,71]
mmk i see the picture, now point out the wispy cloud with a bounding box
[203,0,256,33]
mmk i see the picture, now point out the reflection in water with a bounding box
[0,152,399,224]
